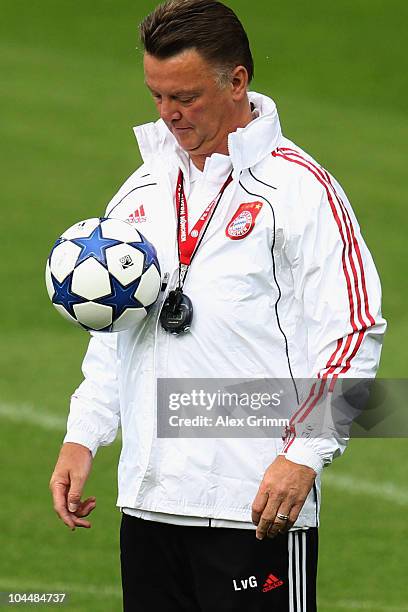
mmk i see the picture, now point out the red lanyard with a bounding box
[175,169,233,270]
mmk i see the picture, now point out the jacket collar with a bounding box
[133,91,283,174]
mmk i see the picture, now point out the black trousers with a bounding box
[120,514,318,611]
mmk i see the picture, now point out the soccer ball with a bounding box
[45,217,161,332]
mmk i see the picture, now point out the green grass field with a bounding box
[1,1,407,610]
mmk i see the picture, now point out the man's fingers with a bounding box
[266,508,292,538]
[75,497,97,518]
[256,516,275,541]
[266,501,304,539]
[50,481,95,528]
[251,491,269,525]
[287,503,302,529]
[252,456,317,540]
[54,497,95,530]
[255,496,282,540]
[67,487,83,513]
[51,481,75,529]
[49,443,94,530]
[266,503,293,538]
[259,510,294,540]
[254,492,283,539]
[50,480,67,512]
[71,516,92,529]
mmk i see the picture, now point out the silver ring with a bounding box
[276,513,289,521]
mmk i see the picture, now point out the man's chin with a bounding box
[175,136,203,153]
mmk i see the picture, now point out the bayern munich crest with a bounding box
[226,202,263,240]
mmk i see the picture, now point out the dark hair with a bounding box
[140,0,254,84]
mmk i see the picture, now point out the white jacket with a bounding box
[64,92,386,527]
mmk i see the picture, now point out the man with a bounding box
[50,1,386,610]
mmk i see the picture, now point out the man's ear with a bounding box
[231,65,249,100]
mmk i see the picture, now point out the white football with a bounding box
[45,217,161,332]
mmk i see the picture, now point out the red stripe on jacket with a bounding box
[273,148,374,429]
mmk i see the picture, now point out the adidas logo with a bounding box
[128,204,146,224]
[262,573,284,593]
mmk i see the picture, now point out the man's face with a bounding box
[143,49,237,158]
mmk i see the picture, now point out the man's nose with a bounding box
[159,98,182,123]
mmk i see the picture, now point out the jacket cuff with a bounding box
[63,430,100,458]
[280,441,324,475]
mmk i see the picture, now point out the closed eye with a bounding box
[177,96,197,105]
[148,89,199,105]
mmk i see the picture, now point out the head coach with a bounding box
[49,1,386,610]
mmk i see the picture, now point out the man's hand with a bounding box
[252,455,316,540]
[49,442,96,531]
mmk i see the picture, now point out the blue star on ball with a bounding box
[51,273,87,318]
[96,275,144,320]
[71,224,122,267]
[129,237,159,273]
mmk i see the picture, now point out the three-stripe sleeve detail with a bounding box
[272,147,374,380]
[274,147,375,436]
